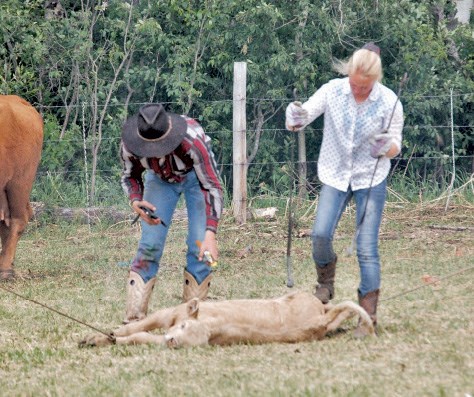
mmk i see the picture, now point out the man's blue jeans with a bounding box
[312,180,387,296]
[130,170,211,284]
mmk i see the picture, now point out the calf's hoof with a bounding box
[78,332,115,348]
[353,322,377,339]
[0,269,15,282]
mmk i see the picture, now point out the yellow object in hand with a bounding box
[195,240,218,267]
[203,251,218,268]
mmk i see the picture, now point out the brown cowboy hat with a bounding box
[121,103,187,157]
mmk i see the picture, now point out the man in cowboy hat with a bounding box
[120,103,223,323]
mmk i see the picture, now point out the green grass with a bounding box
[0,202,473,397]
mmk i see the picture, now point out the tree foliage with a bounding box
[0,0,472,204]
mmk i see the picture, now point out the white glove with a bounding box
[369,132,397,158]
[285,101,308,131]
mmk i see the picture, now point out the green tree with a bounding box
[1,0,472,205]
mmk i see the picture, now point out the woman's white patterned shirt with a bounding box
[300,77,404,192]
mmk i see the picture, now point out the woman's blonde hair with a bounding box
[333,48,383,82]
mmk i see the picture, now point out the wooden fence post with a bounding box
[233,62,247,224]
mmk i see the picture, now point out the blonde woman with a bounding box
[285,43,404,335]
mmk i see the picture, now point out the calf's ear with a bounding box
[186,298,200,318]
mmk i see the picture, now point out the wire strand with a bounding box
[381,266,474,302]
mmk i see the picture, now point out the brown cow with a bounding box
[79,291,374,348]
[0,95,43,280]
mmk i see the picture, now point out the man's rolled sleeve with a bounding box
[120,143,145,202]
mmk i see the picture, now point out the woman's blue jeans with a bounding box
[312,179,387,296]
[130,170,210,284]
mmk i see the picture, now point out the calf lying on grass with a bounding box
[79,291,374,348]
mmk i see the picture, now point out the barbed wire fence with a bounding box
[32,89,474,226]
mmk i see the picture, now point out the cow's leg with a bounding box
[0,187,10,259]
[79,322,161,346]
[79,331,166,347]
[0,188,10,226]
[115,332,166,345]
[322,301,375,336]
[0,219,25,280]
[0,214,27,276]
[78,305,185,347]
[0,223,14,280]
[115,304,188,337]
[0,210,26,280]
[0,183,34,278]
[79,303,187,347]
[78,311,174,347]
[78,333,116,347]
[113,316,161,337]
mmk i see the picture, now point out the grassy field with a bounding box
[0,200,473,397]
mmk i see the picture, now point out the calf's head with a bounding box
[164,298,210,348]
[165,319,210,348]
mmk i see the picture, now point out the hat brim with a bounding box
[121,112,187,158]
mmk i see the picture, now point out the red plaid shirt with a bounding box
[120,117,223,233]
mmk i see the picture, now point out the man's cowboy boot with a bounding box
[354,289,379,338]
[183,270,212,302]
[314,256,337,303]
[123,271,156,324]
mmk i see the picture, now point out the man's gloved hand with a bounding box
[369,132,396,158]
[285,101,308,131]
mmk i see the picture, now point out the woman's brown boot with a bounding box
[354,289,379,338]
[314,256,337,303]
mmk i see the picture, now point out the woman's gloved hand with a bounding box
[285,101,308,132]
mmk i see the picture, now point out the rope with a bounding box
[0,284,115,341]
[1,265,472,337]
[381,265,474,302]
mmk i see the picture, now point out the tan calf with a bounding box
[80,291,374,348]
